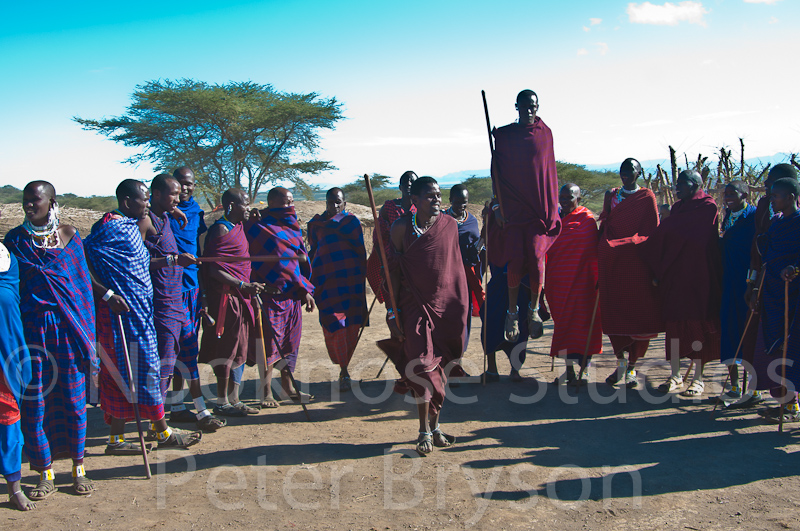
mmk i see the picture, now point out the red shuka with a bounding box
[545,206,602,357]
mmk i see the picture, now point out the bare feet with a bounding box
[9,490,36,511]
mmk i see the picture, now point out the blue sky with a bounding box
[1,0,797,196]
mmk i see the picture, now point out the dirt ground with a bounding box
[2,202,800,530]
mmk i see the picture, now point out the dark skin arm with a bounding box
[138,215,198,269]
[203,223,276,295]
[386,217,407,341]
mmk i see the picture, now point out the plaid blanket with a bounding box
[307,212,367,333]
[5,227,96,366]
[84,214,162,419]
[246,206,314,301]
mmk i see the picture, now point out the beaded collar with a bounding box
[23,204,60,249]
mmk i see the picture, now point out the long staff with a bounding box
[254,295,311,421]
[481,90,506,220]
[116,314,151,479]
[482,211,489,385]
[364,174,402,376]
[574,290,601,388]
[780,279,790,433]
[196,255,306,264]
[711,268,765,413]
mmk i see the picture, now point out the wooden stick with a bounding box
[196,255,306,264]
[711,268,765,413]
[780,279,789,433]
[482,210,489,386]
[363,174,402,374]
[116,314,151,479]
[481,90,506,221]
[254,296,311,422]
[684,360,694,383]
[575,290,601,388]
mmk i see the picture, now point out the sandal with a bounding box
[285,391,314,404]
[763,406,800,424]
[504,311,520,342]
[170,409,198,423]
[105,441,152,455]
[232,402,259,415]
[657,375,684,393]
[158,429,202,448]
[213,403,248,417]
[416,432,433,456]
[432,428,456,448]
[28,479,56,501]
[196,415,227,432]
[528,305,544,340]
[681,380,705,397]
[259,398,280,409]
[72,475,95,496]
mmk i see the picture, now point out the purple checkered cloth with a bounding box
[307,212,367,334]
[84,214,162,420]
[259,298,301,372]
[4,229,95,468]
[246,206,314,301]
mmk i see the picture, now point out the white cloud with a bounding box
[594,42,609,55]
[769,16,779,23]
[743,0,781,4]
[583,25,591,32]
[627,2,710,27]
[577,48,589,56]
[590,18,603,25]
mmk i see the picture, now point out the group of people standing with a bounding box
[1,88,799,509]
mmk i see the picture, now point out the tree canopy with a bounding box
[74,79,344,205]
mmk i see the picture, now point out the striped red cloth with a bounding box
[545,206,602,357]
[322,325,360,367]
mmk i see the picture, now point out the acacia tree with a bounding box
[74,79,344,205]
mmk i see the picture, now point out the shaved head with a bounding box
[267,187,292,208]
[560,182,581,196]
[23,180,56,199]
[222,188,247,206]
[173,166,194,180]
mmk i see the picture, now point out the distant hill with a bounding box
[583,152,794,174]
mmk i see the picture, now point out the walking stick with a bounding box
[780,279,790,433]
[115,314,152,479]
[254,295,311,422]
[482,210,489,386]
[684,360,694,383]
[711,268,766,413]
[481,90,506,221]
[574,290,601,388]
[363,174,402,374]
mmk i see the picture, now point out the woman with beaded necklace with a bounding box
[4,181,98,500]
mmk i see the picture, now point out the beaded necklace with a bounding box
[615,185,640,205]
[23,204,60,249]
[722,203,748,233]
[411,211,433,237]
[447,207,467,224]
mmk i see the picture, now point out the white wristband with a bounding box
[102,289,114,302]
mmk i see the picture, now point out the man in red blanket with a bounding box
[378,177,468,456]
[545,184,602,385]
[308,188,368,392]
[644,170,722,397]
[247,187,315,404]
[491,89,560,342]
[200,189,270,411]
[598,158,663,389]
[366,171,417,304]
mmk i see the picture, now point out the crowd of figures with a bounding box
[1,89,799,512]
